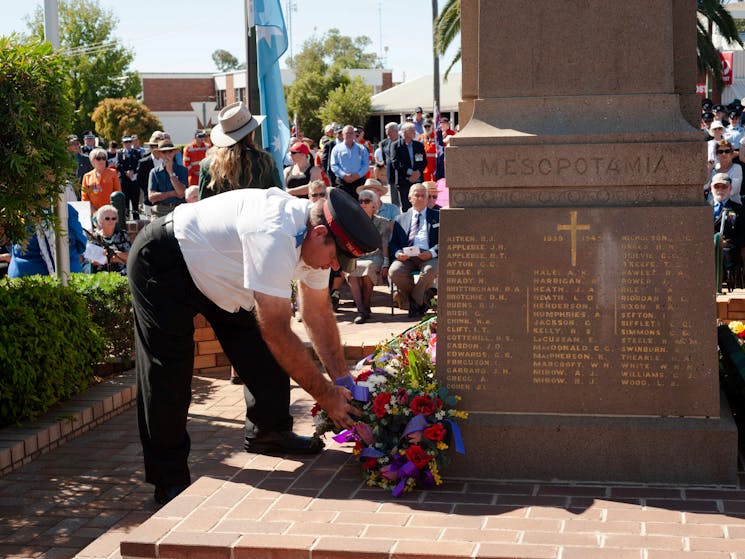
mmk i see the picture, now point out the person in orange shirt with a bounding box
[183,130,210,186]
[81,147,122,215]
[417,121,437,182]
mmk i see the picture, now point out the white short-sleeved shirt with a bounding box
[172,187,329,313]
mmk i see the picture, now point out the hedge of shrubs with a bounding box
[0,273,133,427]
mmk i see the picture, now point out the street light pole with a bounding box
[44,0,70,286]
[432,0,441,117]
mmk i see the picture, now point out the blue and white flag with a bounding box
[251,0,290,186]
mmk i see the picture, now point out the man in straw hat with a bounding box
[148,139,188,218]
[128,181,381,504]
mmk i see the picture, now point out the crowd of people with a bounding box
[702,98,745,289]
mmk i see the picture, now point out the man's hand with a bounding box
[396,252,409,261]
[410,170,421,183]
[417,250,432,262]
[317,384,361,430]
[344,173,359,183]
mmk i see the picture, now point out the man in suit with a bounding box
[713,172,745,288]
[380,122,401,206]
[392,122,427,211]
[320,126,342,186]
[117,135,141,219]
[389,182,439,317]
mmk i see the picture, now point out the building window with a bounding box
[216,90,226,109]
[236,88,246,102]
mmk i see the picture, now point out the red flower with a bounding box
[372,392,392,418]
[434,397,443,410]
[396,387,409,405]
[423,423,447,442]
[362,457,378,470]
[406,445,432,469]
[311,402,322,417]
[739,330,745,340]
[356,370,372,382]
[410,395,435,415]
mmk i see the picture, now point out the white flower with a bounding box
[435,411,445,420]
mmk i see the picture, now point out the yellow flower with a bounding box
[436,441,449,451]
[730,321,745,335]
[425,383,437,392]
[452,410,469,419]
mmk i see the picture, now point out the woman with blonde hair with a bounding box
[197,101,281,385]
[198,102,281,200]
[81,147,121,215]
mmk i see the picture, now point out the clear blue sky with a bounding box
[0,0,460,82]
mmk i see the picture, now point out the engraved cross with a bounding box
[556,211,590,267]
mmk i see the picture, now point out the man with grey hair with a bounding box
[380,122,401,206]
[330,125,369,197]
[391,122,427,210]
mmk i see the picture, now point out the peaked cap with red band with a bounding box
[322,189,381,262]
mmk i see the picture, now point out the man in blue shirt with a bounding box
[330,125,369,198]
[148,140,188,218]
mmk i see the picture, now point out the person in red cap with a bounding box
[284,140,323,197]
[128,186,380,506]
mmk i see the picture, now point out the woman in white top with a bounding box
[708,121,726,171]
[707,139,743,204]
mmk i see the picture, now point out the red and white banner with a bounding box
[696,83,707,95]
[721,51,734,86]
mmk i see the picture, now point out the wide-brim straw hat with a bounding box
[357,178,389,196]
[210,102,266,147]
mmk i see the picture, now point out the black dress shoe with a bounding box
[244,430,325,456]
[153,484,189,505]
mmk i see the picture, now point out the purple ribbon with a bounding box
[334,374,370,402]
[445,419,465,454]
[332,430,355,444]
[402,414,428,439]
[360,447,385,459]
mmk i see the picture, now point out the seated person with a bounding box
[89,205,131,275]
[8,204,87,277]
[81,148,122,216]
[347,189,392,324]
[388,182,439,317]
[308,179,327,202]
[357,179,399,221]
[284,141,323,198]
[424,181,443,210]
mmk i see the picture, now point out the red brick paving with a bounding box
[2,289,745,558]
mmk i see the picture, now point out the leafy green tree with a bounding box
[212,49,241,72]
[91,97,162,145]
[434,0,460,79]
[319,77,372,131]
[26,0,141,137]
[0,36,73,244]
[286,29,379,140]
[698,0,743,89]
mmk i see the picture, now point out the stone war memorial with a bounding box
[439,0,738,483]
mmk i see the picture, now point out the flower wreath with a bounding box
[312,317,468,496]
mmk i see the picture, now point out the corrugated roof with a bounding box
[370,74,462,115]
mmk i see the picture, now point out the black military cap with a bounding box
[702,98,714,110]
[321,189,381,272]
[714,104,727,113]
[729,109,742,120]
[702,111,715,121]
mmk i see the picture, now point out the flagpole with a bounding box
[245,0,262,146]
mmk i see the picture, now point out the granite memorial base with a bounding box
[449,396,737,484]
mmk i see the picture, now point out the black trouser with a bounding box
[121,178,140,219]
[128,216,292,488]
[335,176,366,198]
